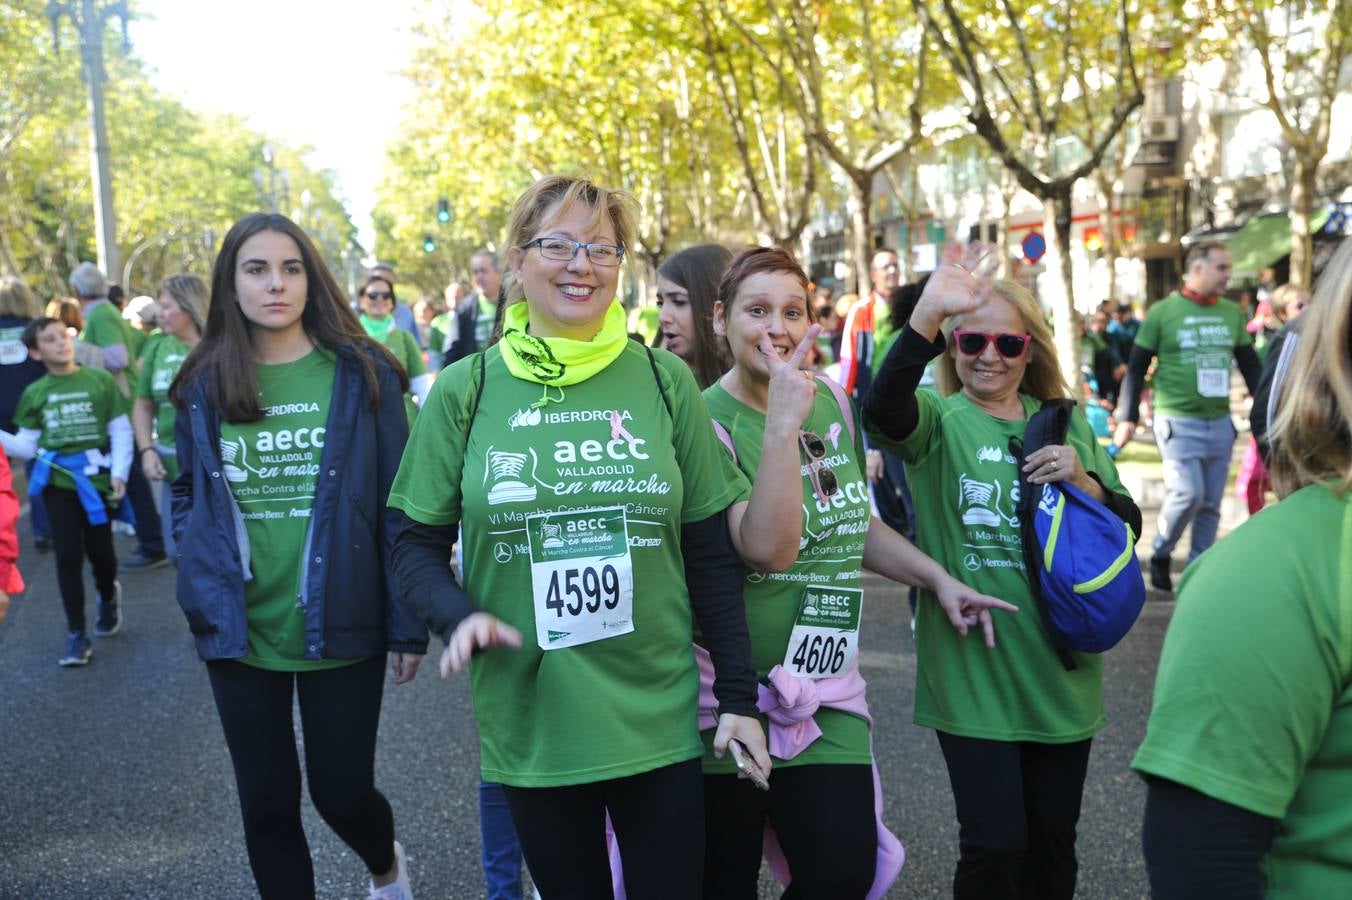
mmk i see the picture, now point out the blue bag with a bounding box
[1012,400,1146,670]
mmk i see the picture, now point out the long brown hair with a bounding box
[657,244,733,388]
[170,213,406,422]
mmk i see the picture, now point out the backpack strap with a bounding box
[464,351,488,444]
[711,419,737,465]
[817,375,855,443]
[1010,398,1078,672]
[645,345,674,421]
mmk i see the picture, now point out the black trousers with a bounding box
[42,486,117,633]
[502,757,705,900]
[936,731,1093,900]
[206,657,395,900]
[703,764,877,900]
[124,461,164,556]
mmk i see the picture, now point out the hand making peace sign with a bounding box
[910,242,1001,341]
[762,323,823,439]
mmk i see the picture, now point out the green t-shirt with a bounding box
[474,294,497,345]
[1134,293,1251,419]
[388,342,751,787]
[700,381,872,772]
[429,312,451,356]
[219,349,352,672]
[15,366,125,493]
[1132,484,1352,899]
[369,323,425,424]
[870,390,1125,741]
[135,335,189,480]
[80,300,138,382]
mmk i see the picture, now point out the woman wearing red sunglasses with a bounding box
[863,249,1140,900]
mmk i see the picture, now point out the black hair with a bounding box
[21,316,62,349]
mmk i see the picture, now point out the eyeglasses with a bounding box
[364,291,393,301]
[522,237,625,267]
[953,330,1031,359]
[800,431,839,504]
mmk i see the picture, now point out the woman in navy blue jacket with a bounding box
[169,213,424,900]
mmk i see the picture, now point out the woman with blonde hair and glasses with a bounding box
[864,250,1140,900]
[133,273,209,560]
[389,174,774,898]
[1133,239,1352,898]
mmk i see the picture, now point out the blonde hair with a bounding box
[935,280,1071,401]
[0,276,40,318]
[1268,283,1310,321]
[1268,241,1352,496]
[503,174,638,306]
[157,273,210,335]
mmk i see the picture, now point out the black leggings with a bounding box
[502,757,705,900]
[43,486,117,632]
[206,657,395,900]
[703,764,877,900]
[936,731,1093,900]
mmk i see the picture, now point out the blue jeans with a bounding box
[1152,414,1236,563]
[480,780,523,900]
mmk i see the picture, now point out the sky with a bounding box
[131,0,459,256]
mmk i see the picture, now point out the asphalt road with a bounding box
[0,508,1187,899]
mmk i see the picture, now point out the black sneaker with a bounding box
[119,551,169,572]
[94,581,123,637]
[1149,556,1173,594]
[59,631,93,667]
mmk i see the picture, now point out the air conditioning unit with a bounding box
[1144,115,1180,143]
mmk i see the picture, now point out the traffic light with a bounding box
[422,234,437,253]
[436,198,451,223]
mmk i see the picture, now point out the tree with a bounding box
[913,0,1148,381]
[720,0,937,293]
[1209,0,1351,287]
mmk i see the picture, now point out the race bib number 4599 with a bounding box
[527,506,635,651]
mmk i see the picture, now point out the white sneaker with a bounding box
[369,840,412,900]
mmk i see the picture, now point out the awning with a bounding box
[1225,209,1332,276]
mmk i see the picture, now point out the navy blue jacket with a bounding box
[171,348,427,662]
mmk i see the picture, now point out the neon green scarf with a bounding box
[359,313,393,342]
[498,301,628,391]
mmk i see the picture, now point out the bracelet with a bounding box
[139,447,158,456]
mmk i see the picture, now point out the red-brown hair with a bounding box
[716,246,810,314]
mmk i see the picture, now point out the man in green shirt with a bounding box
[444,249,502,367]
[1112,242,1262,592]
[69,263,167,570]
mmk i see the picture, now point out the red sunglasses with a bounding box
[953,330,1031,359]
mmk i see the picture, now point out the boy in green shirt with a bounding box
[0,317,132,666]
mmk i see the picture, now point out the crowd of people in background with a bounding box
[1,171,1349,900]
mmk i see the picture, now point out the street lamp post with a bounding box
[47,0,130,282]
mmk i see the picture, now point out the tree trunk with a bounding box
[1042,190,1081,397]
[1096,175,1119,302]
[1288,154,1317,289]
[847,175,874,295]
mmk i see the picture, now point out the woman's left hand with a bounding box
[1022,443,1086,487]
[389,652,424,684]
[711,712,773,780]
[933,576,1019,648]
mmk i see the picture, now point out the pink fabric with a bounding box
[1234,436,1272,516]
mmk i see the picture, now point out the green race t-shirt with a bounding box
[474,294,497,345]
[135,335,189,480]
[219,349,353,672]
[15,366,126,493]
[365,320,426,424]
[429,312,451,356]
[80,300,138,382]
[388,342,751,787]
[1134,294,1251,419]
[870,390,1124,741]
[1132,484,1352,899]
[700,380,872,772]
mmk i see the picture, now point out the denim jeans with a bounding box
[1152,414,1236,563]
[480,780,523,900]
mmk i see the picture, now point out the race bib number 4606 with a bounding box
[527,506,635,651]
[781,585,862,679]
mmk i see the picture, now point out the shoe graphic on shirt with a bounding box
[958,474,1003,527]
[484,447,538,505]
[539,521,564,549]
[219,437,250,483]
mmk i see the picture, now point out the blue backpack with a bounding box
[1011,400,1146,670]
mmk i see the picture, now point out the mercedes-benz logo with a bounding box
[963,553,981,572]
[493,542,513,564]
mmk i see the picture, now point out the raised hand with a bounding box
[439,612,523,677]
[911,242,1000,339]
[762,323,822,437]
